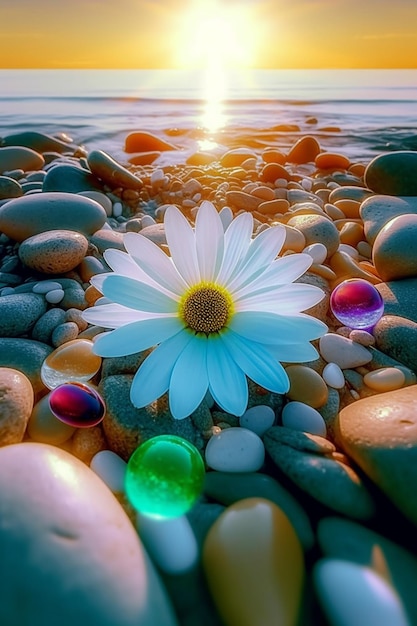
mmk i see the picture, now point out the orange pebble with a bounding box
[260,162,291,183]
[315,152,350,170]
[287,136,321,164]
[262,149,286,164]
[339,222,365,247]
[257,199,290,215]
[334,199,361,219]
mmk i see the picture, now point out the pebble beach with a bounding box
[1,81,417,626]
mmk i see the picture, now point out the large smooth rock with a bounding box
[336,385,417,525]
[0,192,107,241]
[0,442,178,626]
[0,146,44,173]
[360,194,417,244]
[203,498,304,626]
[318,516,417,625]
[87,150,143,190]
[286,214,340,257]
[43,163,103,193]
[372,214,417,281]
[364,151,417,196]
[0,293,47,337]
[2,131,78,154]
[0,175,23,199]
[376,277,417,323]
[373,315,417,373]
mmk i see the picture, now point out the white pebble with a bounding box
[33,280,63,294]
[205,427,265,472]
[302,242,327,265]
[90,450,127,493]
[45,288,65,304]
[314,559,410,626]
[322,363,345,389]
[150,169,164,185]
[281,401,327,437]
[319,333,372,369]
[275,178,288,188]
[112,202,123,218]
[136,513,198,574]
[337,243,359,258]
[140,215,156,228]
[239,405,275,436]
[301,178,312,191]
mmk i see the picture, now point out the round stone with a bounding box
[40,338,102,389]
[205,427,265,473]
[125,435,205,518]
[364,150,417,196]
[49,382,105,428]
[18,229,89,274]
[330,279,384,330]
[372,214,417,282]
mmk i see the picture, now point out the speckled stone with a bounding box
[376,278,417,323]
[364,151,417,196]
[373,315,417,373]
[0,368,34,446]
[0,293,47,337]
[372,214,417,281]
[264,426,375,520]
[137,223,167,245]
[360,195,417,244]
[0,442,178,626]
[0,146,45,173]
[98,375,205,461]
[318,517,417,625]
[90,229,125,253]
[0,338,52,396]
[43,163,103,193]
[18,229,88,274]
[328,186,374,204]
[336,385,417,525]
[287,214,340,257]
[0,175,23,199]
[0,192,107,242]
[87,150,143,191]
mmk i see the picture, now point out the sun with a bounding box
[173,1,260,133]
[174,0,258,70]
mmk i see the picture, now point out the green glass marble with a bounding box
[125,435,205,518]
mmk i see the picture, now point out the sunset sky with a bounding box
[0,0,416,69]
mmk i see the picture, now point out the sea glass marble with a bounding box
[330,279,384,330]
[49,382,106,428]
[125,435,205,518]
[40,339,102,390]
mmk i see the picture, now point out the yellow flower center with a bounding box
[179,282,233,334]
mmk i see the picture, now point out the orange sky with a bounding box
[0,0,416,69]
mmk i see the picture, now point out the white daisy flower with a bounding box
[83,201,327,419]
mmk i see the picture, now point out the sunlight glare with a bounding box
[174,0,258,134]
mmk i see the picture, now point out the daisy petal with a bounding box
[217,212,253,285]
[169,334,209,419]
[207,335,248,416]
[90,272,112,294]
[130,329,193,408]
[92,317,183,357]
[82,303,148,329]
[235,283,326,314]
[228,224,286,292]
[221,330,290,394]
[233,254,313,299]
[229,310,327,343]
[101,275,178,313]
[195,201,224,281]
[268,342,320,363]
[164,205,200,285]
[123,232,186,297]
[103,249,149,282]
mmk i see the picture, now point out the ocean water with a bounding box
[0,69,416,165]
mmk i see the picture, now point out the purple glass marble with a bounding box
[330,278,384,330]
[49,382,106,428]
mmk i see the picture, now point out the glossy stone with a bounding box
[125,435,205,518]
[330,278,384,330]
[49,382,105,428]
[203,498,304,626]
[40,339,102,389]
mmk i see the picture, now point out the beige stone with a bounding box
[0,368,34,446]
